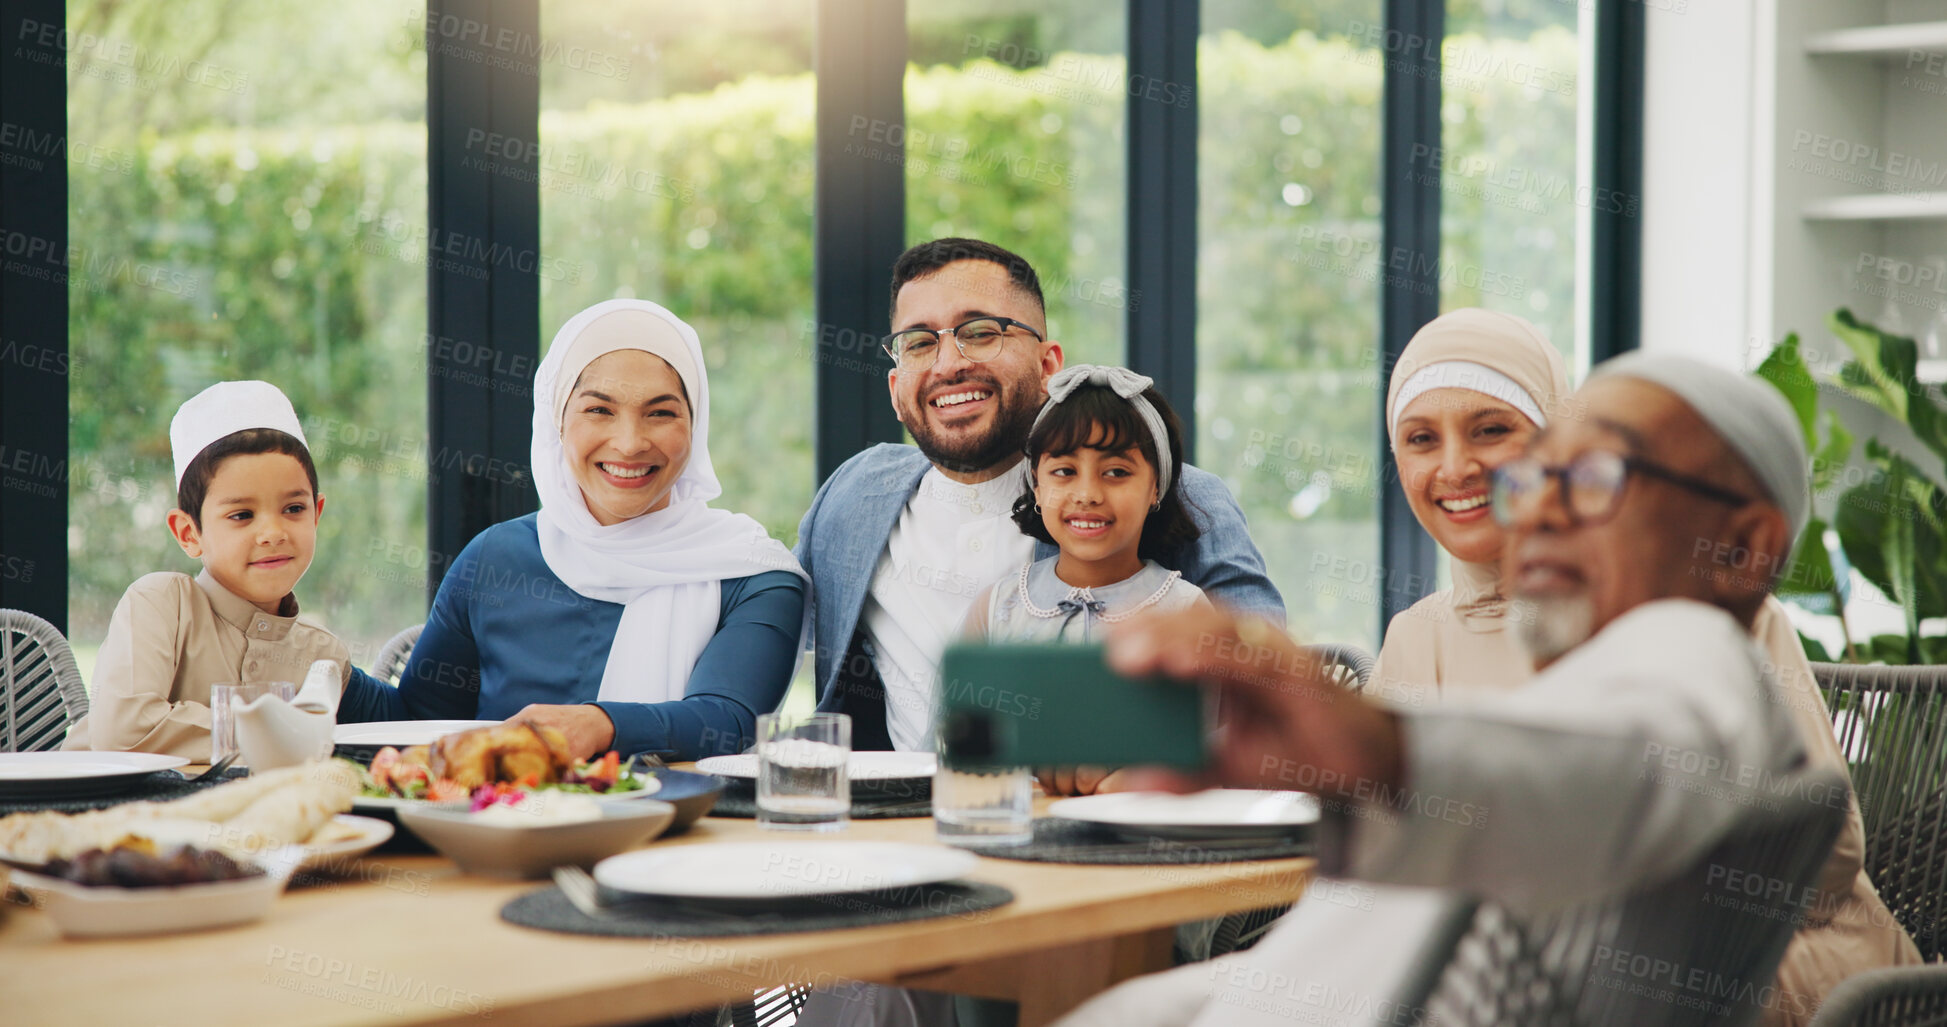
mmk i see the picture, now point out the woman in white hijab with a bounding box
[1373,309,1920,1026]
[338,299,807,760]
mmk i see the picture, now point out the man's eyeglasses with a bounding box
[882,316,1042,371]
[1489,449,1752,527]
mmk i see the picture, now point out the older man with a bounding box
[794,238,1282,757]
[1060,353,1836,1026]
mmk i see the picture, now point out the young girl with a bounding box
[964,363,1211,643]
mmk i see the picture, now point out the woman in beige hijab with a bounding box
[1374,308,1920,1026]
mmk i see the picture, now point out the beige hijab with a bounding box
[1368,309,1569,706]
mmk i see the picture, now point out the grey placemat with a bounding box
[955,817,1312,865]
[0,767,252,816]
[501,879,1013,938]
[706,792,932,821]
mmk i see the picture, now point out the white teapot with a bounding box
[234,659,341,770]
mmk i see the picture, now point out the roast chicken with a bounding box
[395,722,576,789]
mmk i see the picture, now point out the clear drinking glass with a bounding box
[933,764,1034,847]
[208,681,296,764]
[756,712,851,832]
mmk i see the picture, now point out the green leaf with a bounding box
[1811,410,1854,495]
[1867,633,1914,665]
[1756,332,1818,441]
[1830,308,1947,467]
[1776,515,1840,597]
[1833,442,1947,623]
[1831,308,1913,423]
[1796,631,1834,663]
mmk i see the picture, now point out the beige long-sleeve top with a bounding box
[1372,563,1922,1025]
[63,571,350,760]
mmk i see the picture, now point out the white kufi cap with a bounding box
[169,380,308,487]
[1590,352,1811,541]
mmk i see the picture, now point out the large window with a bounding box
[65,0,427,666]
[20,2,1639,665]
[906,2,1127,368]
[1197,4,1385,647]
[540,1,817,546]
[1440,0,1588,369]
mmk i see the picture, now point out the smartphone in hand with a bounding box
[937,642,1208,771]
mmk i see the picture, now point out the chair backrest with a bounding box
[1813,662,1947,962]
[1807,964,1947,1027]
[1409,768,1851,1027]
[1306,642,1376,691]
[371,623,424,687]
[0,609,90,752]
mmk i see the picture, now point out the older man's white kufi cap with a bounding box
[1590,352,1811,540]
[169,380,309,487]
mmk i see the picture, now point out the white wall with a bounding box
[1639,0,1764,369]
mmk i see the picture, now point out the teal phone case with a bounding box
[936,642,1208,771]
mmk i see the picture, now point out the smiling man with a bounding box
[793,238,1284,755]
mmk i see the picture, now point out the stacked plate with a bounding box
[694,751,936,798]
[0,752,189,802]
[1047,789,1320,841]
[593,840,977,903]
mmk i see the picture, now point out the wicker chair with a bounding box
[1803,662,1947,1027]
[1813,662,1947,963]
[1307,642,1377,692]
[1398,768,1851,1027]
[370,623,424,686]
[1,609,90,752]
[1810,966,1947,1027]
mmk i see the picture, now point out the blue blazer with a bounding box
[792,443,1285,711]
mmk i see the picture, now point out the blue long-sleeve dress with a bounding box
[337,513,806,760]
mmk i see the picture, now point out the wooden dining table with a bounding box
[0,785,1313,1027]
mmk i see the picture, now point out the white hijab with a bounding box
[532,299,806,704]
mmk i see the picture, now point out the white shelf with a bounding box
[1802,192,1947,221]
[1805,21,1947,59]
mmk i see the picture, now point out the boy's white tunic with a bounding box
[1057,598,1810,1027]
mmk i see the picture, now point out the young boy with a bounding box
[63,380,356,759]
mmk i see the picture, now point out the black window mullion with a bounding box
[1377,0,1445,637]
[424,0,541,602]
[812,0,907,483]
[1125,0,1200,460]
[1591,0,1646,363]
[0,0,68,630]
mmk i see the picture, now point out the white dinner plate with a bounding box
[1048,790,1320,840]
[595,840,978,900]
[294,814,394,873]
[331,720,500,748]
[0,752,190,801]
[695,751,937,782]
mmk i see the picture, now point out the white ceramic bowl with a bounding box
[397,800,676,878]
[10,845,302,938]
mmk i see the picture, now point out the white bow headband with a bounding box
[1028,364,1174,497]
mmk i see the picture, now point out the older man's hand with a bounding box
[1033,766,1139,796]
[509,703,617,761]
[1105,603,1405,800]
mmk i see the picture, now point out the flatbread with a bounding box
[215,761,358,850]
[0,760,361,863]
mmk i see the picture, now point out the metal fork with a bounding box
[552,865,639,919]
[551,865,786,926]
[182,753,239,784]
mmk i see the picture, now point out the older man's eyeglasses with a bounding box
[1489,449,1753,527]
[882,316,1042,370]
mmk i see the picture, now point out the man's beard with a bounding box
[902,372,1043,476]
[1510,594,1596,668]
